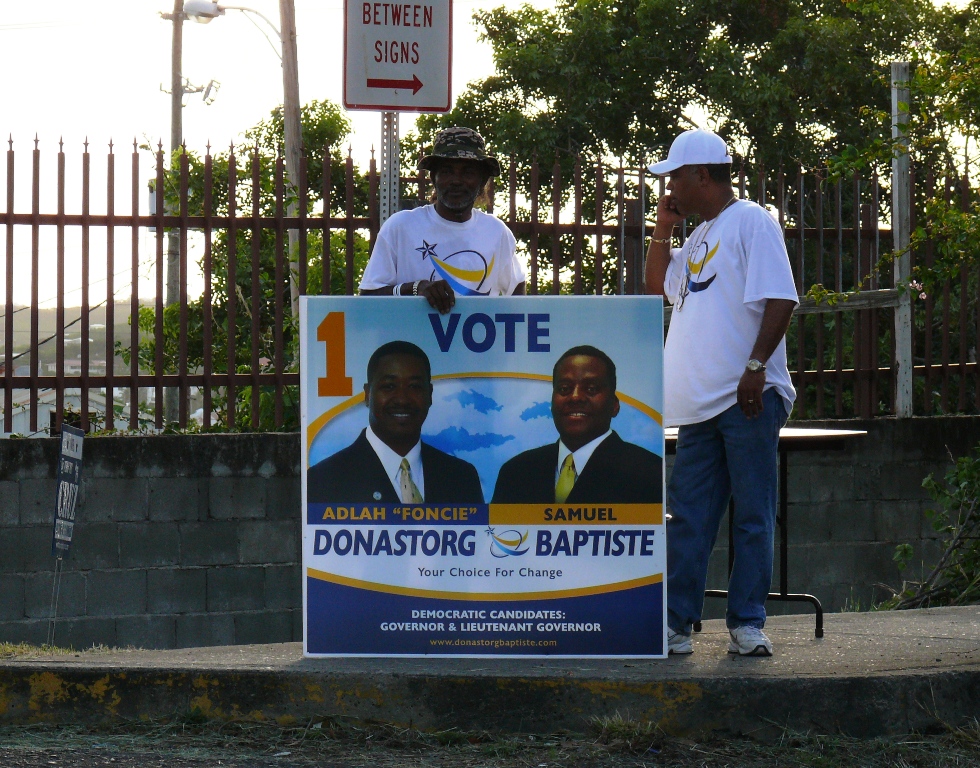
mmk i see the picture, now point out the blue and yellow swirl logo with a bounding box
[416,240,495,296]
[486,527,530,558]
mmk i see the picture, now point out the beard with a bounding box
[435,185,480,212]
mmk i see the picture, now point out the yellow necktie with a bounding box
[555,454,577,503]
[399,458,423,504]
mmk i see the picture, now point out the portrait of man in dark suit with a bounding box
[492,346,662,504]
[307,341,484,504]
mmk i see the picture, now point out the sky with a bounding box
[0,0,519,159]
[0,0,542,308]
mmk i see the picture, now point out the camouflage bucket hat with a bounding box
[418,127,502,177]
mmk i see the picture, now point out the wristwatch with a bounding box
[746,359,766,373]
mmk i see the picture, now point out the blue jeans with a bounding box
[666,388,788,633]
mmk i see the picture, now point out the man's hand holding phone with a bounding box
[645,193,682,295]
[655,193,684,232]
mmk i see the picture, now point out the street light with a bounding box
[183,0,281,58]
[182,0,304,317]
[182,0,224,20]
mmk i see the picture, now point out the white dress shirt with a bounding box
[555,430,612,484]
[365,426,425,500]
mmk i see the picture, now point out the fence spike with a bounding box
[158,139,163,152]
[7,134,12,150]
[206,140,211,154]
[133,138,138,152]
[59,136,63,152]
[34,133,39,149]
[84,137,89,152]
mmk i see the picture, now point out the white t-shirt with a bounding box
[663,200,798,426]
[359,205,526,296]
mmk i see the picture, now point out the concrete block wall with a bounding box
[0,434,301,650]
[0,417,977,649]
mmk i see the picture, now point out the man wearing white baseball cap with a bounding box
[645,129,799,658]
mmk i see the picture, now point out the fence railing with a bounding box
[0,139,976,434]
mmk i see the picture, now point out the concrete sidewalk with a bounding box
[2,606,978,739]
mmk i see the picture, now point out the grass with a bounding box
[2,712,980,767]
[589,711,666,754]
[0,642,75,659]
[0,642,115,659]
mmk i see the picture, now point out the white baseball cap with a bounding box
[648,129,733,176]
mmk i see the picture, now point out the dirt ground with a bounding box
[2,717,980,768]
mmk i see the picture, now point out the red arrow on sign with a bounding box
[366,74,424,95]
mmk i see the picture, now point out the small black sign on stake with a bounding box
[48,425,84,647]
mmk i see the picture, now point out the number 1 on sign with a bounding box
[317,312,353,397]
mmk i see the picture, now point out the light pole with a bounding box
[160,0,186,426]
[183,0,304,318]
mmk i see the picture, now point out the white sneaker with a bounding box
[728,626,772,656]
[667,628,693,655]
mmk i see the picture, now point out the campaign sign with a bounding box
[51,425,84,558]
[301,296,665,657]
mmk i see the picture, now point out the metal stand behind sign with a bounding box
[46,558,64,647]
[379,111,400,226]
[48,425,84,646]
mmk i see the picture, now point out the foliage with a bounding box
[409,0,947,297]
[908,189,980,296]
[826,2,980,294]
[903,18,980,295]
[881,443,980,609]
[415,0,937,173]
[129,100,371,431]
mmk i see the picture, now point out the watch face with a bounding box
[747,360,764,372]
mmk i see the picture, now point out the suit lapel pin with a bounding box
[373,491,382,500]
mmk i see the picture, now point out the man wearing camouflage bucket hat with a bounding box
[360,127,525,313]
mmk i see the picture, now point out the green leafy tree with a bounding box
[808,0,979,423]
[905,12,980,295]
[821,0,979,288]
[123,100,371,431]
[416,0,937,169]
[407,0,941,295]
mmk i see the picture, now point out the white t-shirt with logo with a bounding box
[663,199,798,427]
[359,205,526,296]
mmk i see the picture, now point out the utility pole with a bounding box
[279,0,303,318]
[165,0,184,425]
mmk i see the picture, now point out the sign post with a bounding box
[380,111,400,226]
[48,425,84,645]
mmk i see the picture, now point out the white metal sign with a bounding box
[344,0,453,112]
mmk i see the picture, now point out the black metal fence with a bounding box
[0,139,976,434]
